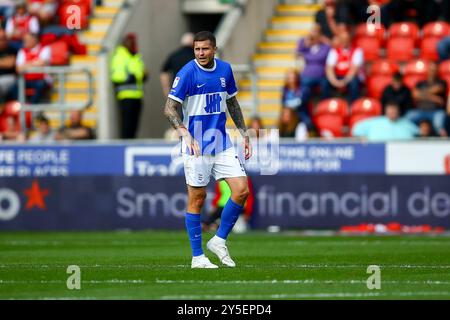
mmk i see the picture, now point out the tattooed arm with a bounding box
[164,97,200,156]
[226,96,252,160]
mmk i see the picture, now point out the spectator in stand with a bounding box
[11,32,51,104]
[352,101,418,141]
[297,25,330,121]
[5,2,40,50]
[438,36,450,62]
[278,107,308,141]
[314,0,341,44]
[281,69,313,131]
[325,31,364,103]
[407,62,447,134]
[27,0,58,26]
[56,110,95,140]
[441,99,450,137]
[0,114,25,141]
[160,32,194,97]
[381,72,413,116]
[417,119,438,138]
[29,113,55,142]
[0,29,17,100]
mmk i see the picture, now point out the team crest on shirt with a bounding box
[220,77,226,88]
[172,77,180,88]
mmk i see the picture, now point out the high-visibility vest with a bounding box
[23,45,45,81]
[110,46,145,100]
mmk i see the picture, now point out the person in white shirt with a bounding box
[12,32,51,104]
[5,2,40,50]
[325,31,364,103]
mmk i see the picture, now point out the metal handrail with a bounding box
[18,66,94,132]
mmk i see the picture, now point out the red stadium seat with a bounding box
[355,37,381,61]
[314,98,348,138]
[369,59,400,76]
[420,37,441,61]
[49,41,70,66]
[355,23,386,46]
[386,37,415,62]
[422,21,450,39]
[349,98,382,129]
[404,59,430,76]
[389,22,420,45]
[367,75,393,99]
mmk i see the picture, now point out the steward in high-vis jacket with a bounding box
[111,33,147,139]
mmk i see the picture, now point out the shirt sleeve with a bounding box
[5,18,13,37]
[352,48,364,67]
[16,49,25,67]
[168,68,190,103]
[226,64,238,99]
[29,16,40,34]
[326,48,338,66]
[39,46,51,64]
[352,118,370,138]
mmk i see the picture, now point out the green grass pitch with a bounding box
[0,231,449,300]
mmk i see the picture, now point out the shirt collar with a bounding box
[195,58,216,72]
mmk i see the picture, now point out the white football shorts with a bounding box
[183,147,247,187]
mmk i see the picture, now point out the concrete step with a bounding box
[253,53,297,67]
[258,41,297,54]
[271,16,314,30]
[238,79,284,91]
[89,17,113,32]
[79,31,106,45]
[51,92,98,104]
[94,6,120,19]
[265,29,309,42]
[102,0,124,8]
[276,4,322,16]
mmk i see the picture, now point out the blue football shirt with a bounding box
[168,58,238,155]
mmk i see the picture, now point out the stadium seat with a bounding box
[355,23,386,46]
[355,37,381,61]
[369,59,400,76]
[314,98,348,138]
[422,21,450,39]
[386,37,415,62]
[349,98,382,129]
[388,22,420,46]
[403,59,429,90]
[367,75,392,99]
[420,37,441,61]
[49,41,70,66]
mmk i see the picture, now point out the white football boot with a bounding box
[206,236,236,267]
[191,254,219,269]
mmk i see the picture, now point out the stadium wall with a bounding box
[0,141,449,231]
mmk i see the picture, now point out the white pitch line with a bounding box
[160,291,450,300]
[1,264,450,270]
[1,279,450,285]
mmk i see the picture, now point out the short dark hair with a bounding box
[193,31,216,47]
[385,100,400,108]
[393,72,403,82]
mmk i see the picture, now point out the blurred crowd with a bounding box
[0,0,94,143]
[277,0,450,142]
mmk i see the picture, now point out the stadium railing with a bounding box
[18,66,94,132]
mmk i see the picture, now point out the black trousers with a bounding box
[119,98,142,139]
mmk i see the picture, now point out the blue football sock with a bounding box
[185,213,203,257]
[217,199,244,240]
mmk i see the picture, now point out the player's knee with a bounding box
[190,192,207,209]
[235,185,249,202]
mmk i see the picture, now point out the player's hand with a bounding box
[178,127,200,157]
[244,136,252,161]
